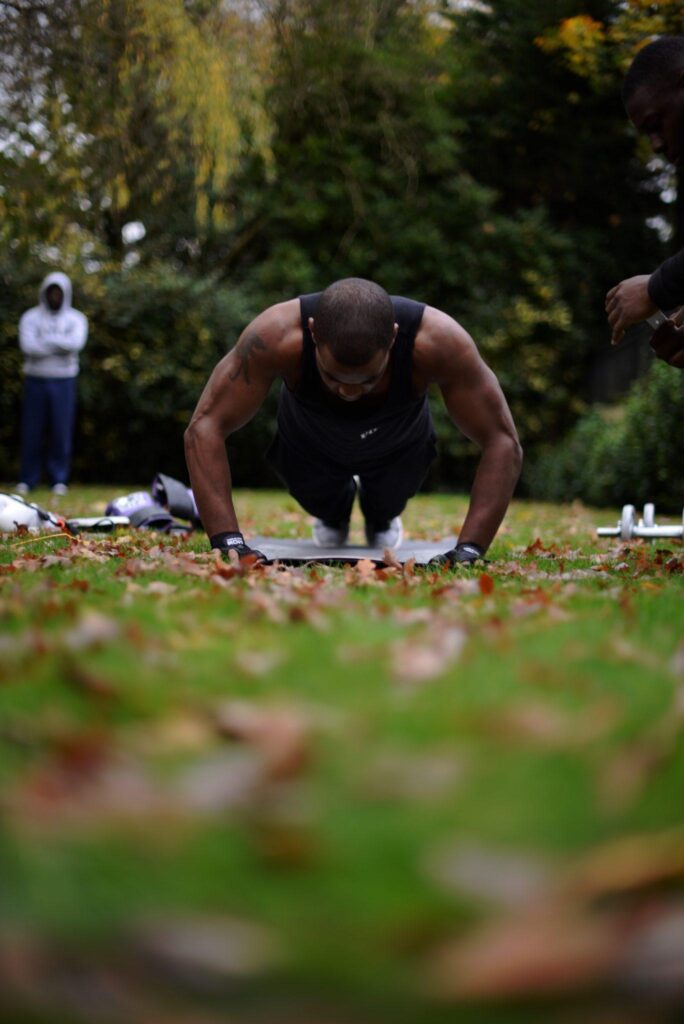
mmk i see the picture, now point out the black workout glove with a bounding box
[210,531,268,563]
[429,541,487,567]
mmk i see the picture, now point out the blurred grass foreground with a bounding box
[0,486,683,1024]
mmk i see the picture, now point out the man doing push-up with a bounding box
[185,278,522,564]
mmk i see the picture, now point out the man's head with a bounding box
[40,272,72,312]
[309,278,398,402]
[623,35,684,165]
[45,284,64,311]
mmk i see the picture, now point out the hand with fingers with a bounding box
[650,306,684,369]
[605,275,656,346]
[210,531,268,563]
[429,541,487,568]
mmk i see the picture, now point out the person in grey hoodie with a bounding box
[17,272,88,493]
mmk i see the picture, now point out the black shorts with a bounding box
[266,430,437,527]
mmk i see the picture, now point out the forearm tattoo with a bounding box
[228,332,266,385]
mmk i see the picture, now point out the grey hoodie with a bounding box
[19,272,88,378]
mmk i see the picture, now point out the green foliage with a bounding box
[539,2,684,84]
[528,360,684,510]
[440,0,666,324]
[0,264,41,479]
[0,0,270,262]
[231,0,621,472]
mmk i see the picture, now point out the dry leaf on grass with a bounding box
[131,915,279,990]
[176,752,264,814]
[362,749,467,804]
[214,700,312,781]
[348,558,379,584]
[431,577,480,598]
[670,644,684,677]
[478,572,495,596]
[390,625,466,684]
[487,700,618,748]
[613,902,684,997]
[425,825,684,1003]
[565,826,684,901]
[427,903,625,1000]
[61,610,120,651]
[143,580,178,597]
[0,929,144,1023]
[129,713,217,755]
[596,682,684,814]
[61,659,118,700]
[233,649,285,677]
[424,841,553,910]
[8,750,178,829]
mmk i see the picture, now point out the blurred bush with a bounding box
[527,361,684,511]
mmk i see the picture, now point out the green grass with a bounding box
[1,485,683,1024]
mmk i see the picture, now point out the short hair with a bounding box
[622,35,684,105]
[313,278,394,366]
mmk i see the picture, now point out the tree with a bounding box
[440,0,666,301]
[0,0,271,267]
[538,0,684,248]
[227,0,630,475]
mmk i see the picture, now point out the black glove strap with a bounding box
[455,541,486,560]
[210,530,245,551]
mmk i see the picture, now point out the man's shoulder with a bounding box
[413,306,478,382]
[245,298,303,372]
[415,305,472,353]
[20,305,41,322]
[256,298,302,340]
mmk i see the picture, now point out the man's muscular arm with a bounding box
[184,301,299,540]
[417,308,522,554]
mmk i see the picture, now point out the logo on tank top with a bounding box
[360,427,379,440]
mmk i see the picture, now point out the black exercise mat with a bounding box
[249,536,458,566]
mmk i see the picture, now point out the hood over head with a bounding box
[39,272,73,311]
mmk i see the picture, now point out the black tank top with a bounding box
[275,292,433,465]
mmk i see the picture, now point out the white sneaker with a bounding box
[365,516,403,549]
[15,482,30,495]
[312,519,350,547]
[52,483,68,496]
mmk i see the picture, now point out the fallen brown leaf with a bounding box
[390,625,466,684]
[489,700,618,748]
[131,914,279,989]
[61,610,120,651]
[424,840,553,910]
[427,904,625,1000]
[214,700,311,780]
[478,572,495,596]
[567,826,684,901]
[362,749,467,804]
[233,649,285,677]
